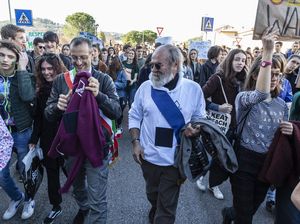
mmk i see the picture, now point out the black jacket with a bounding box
[45,68,121,123]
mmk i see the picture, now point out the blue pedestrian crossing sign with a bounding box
[15,9,33,26]
[201,17,214,32]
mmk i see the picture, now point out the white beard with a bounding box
[149,72,174,88]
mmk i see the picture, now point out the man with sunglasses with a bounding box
[29,37,45,61]
[45,37,121,224]
[129,44,206,224]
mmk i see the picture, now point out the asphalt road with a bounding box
[0,109,275,224]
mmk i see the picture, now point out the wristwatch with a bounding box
[260,61,272,67]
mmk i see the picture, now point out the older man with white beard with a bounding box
[128,44,206,224]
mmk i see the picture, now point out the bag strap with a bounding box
[64,71,73,90]
[151,87,185,144]
[216,75,228,104]
[236,107,252,139]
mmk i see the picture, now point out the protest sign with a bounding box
[26,31,44,50]
[253,0,300,40]
[189,41,211,59]
[207,110,231,134]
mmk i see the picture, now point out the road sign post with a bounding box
[15,9,33,26]
[201,17,214,32]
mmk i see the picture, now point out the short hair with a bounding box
[123,44,131,51]
[207,45,223,60]
[33,37,44,46]
[155,44,183,72]
[136,45,143,50]
[70,37,92,49]
[0,24,25,40]
[275,41,283,47]
[0,40,21,62]
[43,31,59,44]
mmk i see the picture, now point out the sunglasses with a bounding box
[150,63,162,70]
[38,46,45,49]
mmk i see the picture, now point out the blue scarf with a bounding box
[151,87,185,144]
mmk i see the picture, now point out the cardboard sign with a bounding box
[253,0,300,40]
[189,41,211,59]
[207,110,231,134]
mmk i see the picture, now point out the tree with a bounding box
[122,30,157,46]
[63,12,97,38]
[98,31,106,44]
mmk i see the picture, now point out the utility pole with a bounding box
[8,0,12,23]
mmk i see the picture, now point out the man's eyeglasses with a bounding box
[71,55,89,61]
[38,46,45,50]
[150,63,162,70]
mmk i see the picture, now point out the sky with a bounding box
[0,0,260,41]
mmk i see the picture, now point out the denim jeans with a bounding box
[11,128,32,174]
[67,157,109,224]
[0,161,23,201]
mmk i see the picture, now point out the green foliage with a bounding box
[122,30,157,46]
[63,12,96,38]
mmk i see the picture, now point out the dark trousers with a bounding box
[230,147,269,224]
[44,156,63,207]
[275,185,300,224]
[141,159,181,224]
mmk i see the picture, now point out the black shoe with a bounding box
[43,206,62,224]
[265,200,275,212]
[148,207,156,224]
[73,209,89,224]
[222,207,235,224]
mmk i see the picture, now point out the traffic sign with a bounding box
[15,9,33,26]
[156,27,164,36]
[201,17,214,32]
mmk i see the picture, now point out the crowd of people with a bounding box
[0,23,300,224]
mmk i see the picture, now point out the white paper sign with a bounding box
[189,41,211,59]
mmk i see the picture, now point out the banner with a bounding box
[253,0,300,40]
[79,32,103,48]
[189,41,211,59]
[26,31,44,50]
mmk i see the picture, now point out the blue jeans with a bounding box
[0,161,23,201]
[11,128,32,174]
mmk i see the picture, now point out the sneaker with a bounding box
[3,193,25,220]
[21,199,35,220]
[43,206,62,224]
[73,209,89,224]
[265,200,275,212]
[209,186,224,200]
[196,177,206,191]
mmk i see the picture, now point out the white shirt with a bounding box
[128,74,206,166]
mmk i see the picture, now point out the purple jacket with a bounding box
[48,71,106,193]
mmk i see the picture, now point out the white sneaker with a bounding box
[3,193,24,220]
[196,177,206,191]
[21,199,35,220]
[209,186,224,200]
